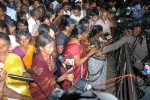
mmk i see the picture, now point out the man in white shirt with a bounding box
[62,2,70,16]
[6,7,17,21]
[27,8,40,36]
[70,5,85,24]
[96,10,117,39]
[52,0,60,10]
[0,0,16,21]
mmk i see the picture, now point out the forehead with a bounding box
[0,8,4,11]
[102,11,108,16]
[0,38,8,44]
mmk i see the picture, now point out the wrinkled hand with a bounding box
[95,50,103,56]
[88,48,97,57]
[0,70,8,82]
[32,67,43,75]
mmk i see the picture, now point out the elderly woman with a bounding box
[30,34,73,100]
[88,25,111,89]
[0,32,31,99]
[12,29,35,69]
[61,24,97,90]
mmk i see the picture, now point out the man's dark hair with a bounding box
[0,2,6,11]
[74,5,81,11]
[17,11,26,20]
[89,8,99,17]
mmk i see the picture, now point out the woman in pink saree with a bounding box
[61,24,97,90]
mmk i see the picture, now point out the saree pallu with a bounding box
[61,42,88,90]
[30,51,58,100]
[23,45,35,69]
[3,53,31,100]
[12,45,35,69]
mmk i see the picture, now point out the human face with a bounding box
[9,0,13,3]
[74,10,81,16]
[132,27,141,37]
[58,10,64,16]
[0,8,5,18]
[91,15,98,22]
[16,0,22,8]
[101,11,108,21]
[42,18,50,26]
[67,24,76,33]
[41,41,55,55]
[20,14,27,19]
[98,31,104,37]
[8,26,16,34]
[38,7,44,17]
[0,27,6,33]
[21,5,28,13]
[91,2,96,8]
[19,35,30,48]
[49,4,53,9]
[34,1,40,8]
[85,3,90,10]
[82,31,89,40]
[63,5,69,12]
[18,22,27,30]
[0,38,10,56]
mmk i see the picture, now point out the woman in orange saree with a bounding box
[12,29,35,69]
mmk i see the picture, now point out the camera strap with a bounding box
[130,36,141,56]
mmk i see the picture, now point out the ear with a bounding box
[39,46,43,51]
[66,26,69,31]
[137,27,141,31]
[90,15,92,19]
[9,44,12,52]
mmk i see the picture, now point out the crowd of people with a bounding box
[0,0,148,100]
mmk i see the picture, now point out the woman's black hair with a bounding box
[46,8,55,18]
[79,18,89,25]
[62,18,76,30]
[6,18,17,27]
[0,32,10,44]
[35,34,53,48]
[59,14,70,28]
[16,29,31,42]
[38,24,50,35]
[89,25,103,38]
[0,20,10,35]
[17,19,28,29]
[89,8,99,17]
[17,11,26,20]
[62,2,69,8]
[55,8,62,18]
[70,24,87,39]
[40,15,49,23]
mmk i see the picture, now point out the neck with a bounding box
[0,15,5,20]
[32,16,37,21]
[41,50,50,60]
[0,52,9,63]
[63,30,70,37]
